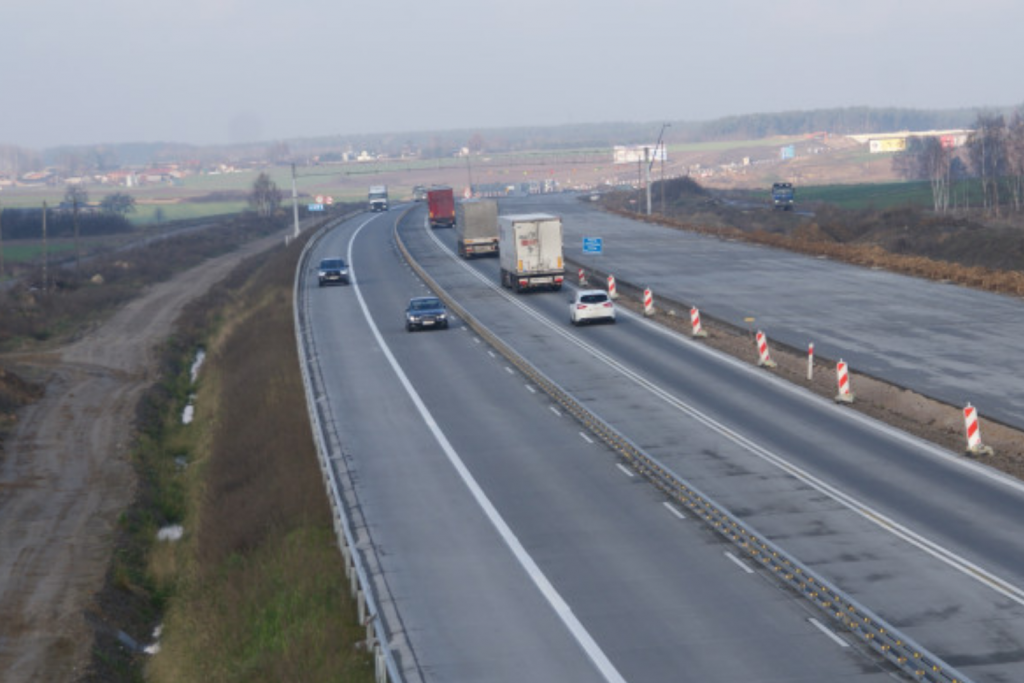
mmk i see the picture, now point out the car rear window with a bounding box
[581,294,608,304]
[321,259,345,269]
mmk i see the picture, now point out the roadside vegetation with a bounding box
[0,194,374,681]
[109,226,372,683]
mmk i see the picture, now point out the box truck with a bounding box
[455,198,499,258]
[369,185,389,212]
[427,187,455,228]
[498,213,564,292]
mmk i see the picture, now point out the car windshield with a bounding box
[411,299,442,311]
[320,259,346,269]
[580,294,608,304]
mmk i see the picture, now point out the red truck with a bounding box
[427,187,456,228]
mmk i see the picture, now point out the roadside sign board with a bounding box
[308,203,324,212]
[583,237,603,254]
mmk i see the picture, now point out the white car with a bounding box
[569,289,616,325]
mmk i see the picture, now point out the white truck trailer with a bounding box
[455,198,499,258]
[498,213,564,292]
[369,185,389,212]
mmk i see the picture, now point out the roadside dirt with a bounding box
[0,233,284,683]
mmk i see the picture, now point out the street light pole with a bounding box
[644,146,652,216]
[648,122,670,216]
[291,163,300,241]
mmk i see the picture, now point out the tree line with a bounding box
[893,109,1024,216]
[0,186,136,240]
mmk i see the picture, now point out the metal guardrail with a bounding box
[294,210,406,683]
[393,214,974,683]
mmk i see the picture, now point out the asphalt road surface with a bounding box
[298,206,1024,682]
[521,193,1024,432]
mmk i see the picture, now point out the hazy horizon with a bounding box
[2,0,1021,149]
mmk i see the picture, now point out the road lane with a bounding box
[405,204,1024,681]
[301,210,893,682]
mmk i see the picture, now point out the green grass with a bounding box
[797,178,988,211]
[132,201,248,225]
[1,241,78,262]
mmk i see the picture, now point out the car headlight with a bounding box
[318,271,327,277]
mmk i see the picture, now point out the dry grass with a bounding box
[146,228,374,683]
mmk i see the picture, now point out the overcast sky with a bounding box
[2,0,1020,149]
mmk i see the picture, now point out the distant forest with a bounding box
[0,105,1014,174]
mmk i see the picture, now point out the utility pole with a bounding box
[291,163,300,241]
[0,198,5,280]
[72,190,81,275]
[644,146,652,216]
[42,200,48,292]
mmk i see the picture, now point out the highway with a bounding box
[297,205,1024,682]
[527,193,1024,431]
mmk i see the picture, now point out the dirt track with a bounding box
[0,234,283,682]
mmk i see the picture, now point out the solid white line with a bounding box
[808,618,849,648]
[549,406,562,417]
[525,385,536,394]
[724,552,754,574]
[616,464,635,478]
[662,502,686,520]
[418,209,1024,606]
[346,219,628,683]
[579,432,594,444]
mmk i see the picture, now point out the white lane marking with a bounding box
[473,337,481,344]
[662,502,686,520]
[725,552,754,574]
[346,220,629,683]
[487,350,496,358]
[505,366,515,375]
[616,464,635,478]
[579,432,594,444]
[549,406,562,417]
[419,222,1024,607]
[525,385,536,394]
[808,618,849,648]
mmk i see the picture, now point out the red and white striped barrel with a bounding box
[578,268,587,286]
[690,307,707,337]
[835,359,854,402]
[643,288,654,316]
[607,274,618,299]
[755,330,776,367]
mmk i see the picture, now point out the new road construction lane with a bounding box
[406,204,1024,682]
[300,210,893,682]
[513,193,1024,432]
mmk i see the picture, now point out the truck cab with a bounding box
[771,182,795,211]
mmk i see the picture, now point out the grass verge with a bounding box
[85,221,374,682]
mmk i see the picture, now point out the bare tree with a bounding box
[248,172,281,219]
[892,136,952,213]
[966,112,1008,216]
[100,192,136,217]
[1005,108,1024,213]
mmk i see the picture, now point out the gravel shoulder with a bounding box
[0,233,283,682]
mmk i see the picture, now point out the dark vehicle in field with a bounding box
[317,257,350,286]
[405,296,449,331]
[771,182,795,210]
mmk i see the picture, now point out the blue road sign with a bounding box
[583,237,603,254]
[308,203,325,212]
